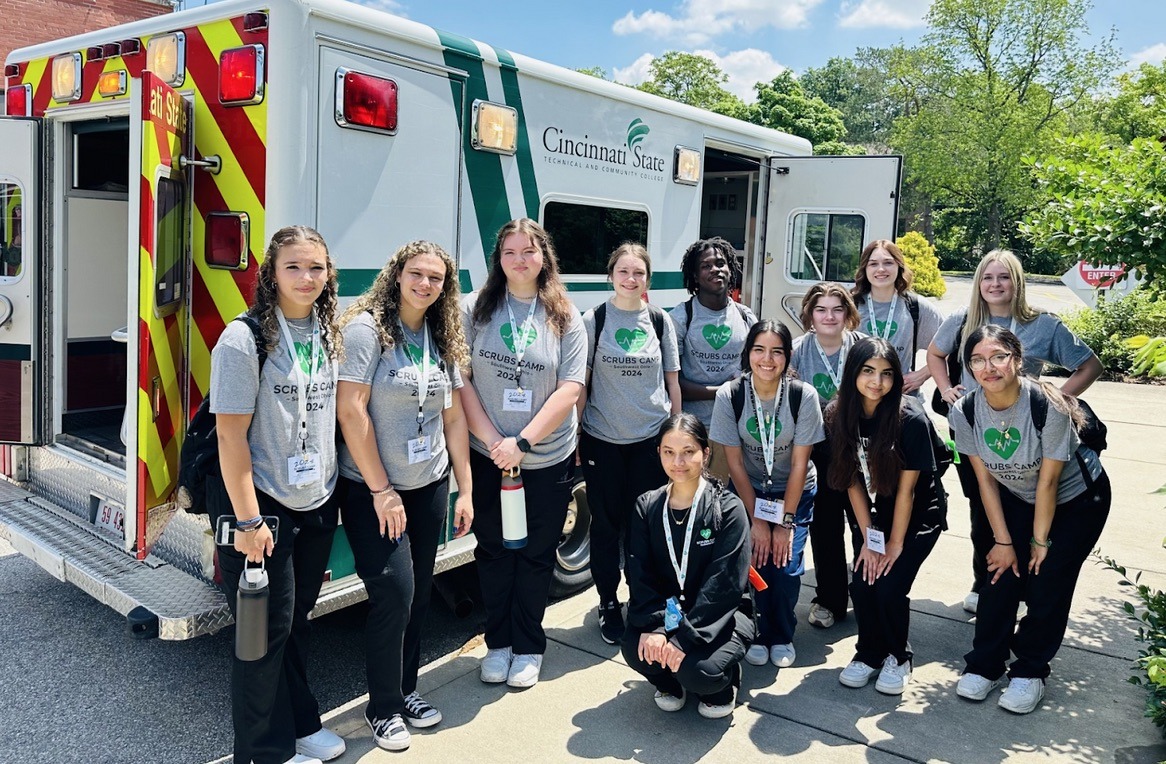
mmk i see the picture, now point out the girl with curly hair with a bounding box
[207,225,346,764]
[335,240,472,751]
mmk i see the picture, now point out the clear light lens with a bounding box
[472,101,517,154]
[146,33,185,87]
[674,146,701,185]
[51,53,82,102]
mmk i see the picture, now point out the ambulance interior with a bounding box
[699,147,764,306]
[58,118,130,459]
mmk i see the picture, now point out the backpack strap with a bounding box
[735,301,752,325]
[235,314,269,375]
[904,292,920,371]
[733,376,803,427]
[1028,384,1047,432]
[729,376,747,423]
[647,302,666,342]
[788,378,803,426]
[591,302,607,364]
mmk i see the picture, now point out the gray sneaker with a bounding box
[507,653,543,688]
[998,677,1045,714]
[480,646,513,684]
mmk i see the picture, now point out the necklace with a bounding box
[668,504,692,525]
[990,389,1022,452]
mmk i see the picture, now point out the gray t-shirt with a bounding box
[336,312,464,491]
[462,291,587,468]
[855,291,944,372]
[669,298,758,427]
[581,301,680,444]
[709,376,825,493]
[933,308,1097,397]
[210,315,338,511]
[789,330,868,407]
[951,378,1101,504]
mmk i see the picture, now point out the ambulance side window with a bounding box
[787,211,866,283]
[153,176,185,313]
[543,201,648,275]
[0,184,22,282]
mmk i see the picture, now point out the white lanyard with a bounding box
[276,308,320,454]
[864,293,899,341]
[812,333,850,392]
[404,321,432,436]
[857,435,874,495]
[504,293,539,391]
[750,374,785,491]
[662,478,706,594]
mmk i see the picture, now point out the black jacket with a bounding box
[625,483,751,653]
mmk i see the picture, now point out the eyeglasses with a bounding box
[968,352,1013,372]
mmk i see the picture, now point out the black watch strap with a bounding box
[516,436,532,453]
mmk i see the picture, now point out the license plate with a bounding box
[94,498,125,537]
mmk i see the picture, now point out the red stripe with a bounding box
[81,57,105,102]
[31,64,52,116]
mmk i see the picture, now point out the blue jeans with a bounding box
[751,486,815,646]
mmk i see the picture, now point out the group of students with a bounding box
[207,223,1109,764]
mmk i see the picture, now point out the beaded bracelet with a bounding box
[1030,536,1052,549]
[236,516,264,531]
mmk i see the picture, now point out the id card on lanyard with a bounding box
[407,321,435,465]
[503,293,539,411]
[662,478,706,606]
[277,309,324,487]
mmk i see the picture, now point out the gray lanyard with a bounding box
[812,333,850,393]
[749,375,785,491]
[276,308,320,454]
[662,478,706,594]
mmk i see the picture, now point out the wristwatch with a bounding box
[516,436,532,453]
[782,512,796,529]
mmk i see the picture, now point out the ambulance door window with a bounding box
[788,211,865,283]
[543,201,648,275]
[153,176,184,313]
[0,184,22,282]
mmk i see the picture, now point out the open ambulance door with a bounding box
[124,73,192,558]
[758,155,902,330]
[0,118,45,446]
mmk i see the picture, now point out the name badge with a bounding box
[664,596,683,631]
[866,526,886,555]
[754,497,784,524]
[503,388,533,412]
[287,452,322,486]
[444,384,453,410]
[407,436,432,465]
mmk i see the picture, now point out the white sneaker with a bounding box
[839,660,878,688]
[998,677,1045,714]
[808,603,836,628]
[745,644,769,666]
[507,653,543,688]
[698,687,736,719]
[295,728,345,761]
[365,710,411,751]
[962,591,979,614]
[874,655,912,695]
[956,672,1003,701]
[480,646,513,683]
[653,688,686,712]
[285,756,323,764]
[770,643,796,668]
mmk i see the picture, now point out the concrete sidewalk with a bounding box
[312,378,1166,764]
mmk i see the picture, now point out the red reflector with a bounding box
[5,84,29,117]
[206,212,250,269]
[243,12,268,32]
[120,39,142,56]
[338,69,398,132]
[219,45,263,105]
[87,46,104,61]
[3,64,18,78]
[102,43,121,58]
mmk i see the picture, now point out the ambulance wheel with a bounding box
[551,473,592,597]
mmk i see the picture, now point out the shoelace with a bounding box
[370,714,406,738]
[403,693,432,716]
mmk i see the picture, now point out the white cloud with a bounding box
[613,0,824,45]
[838,0,928,29]
[1129,43,1166,68]
[613,53,656,86]
[694,48,786,101]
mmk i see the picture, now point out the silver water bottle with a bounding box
[235,563,269,661]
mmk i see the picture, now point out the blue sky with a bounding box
[185,0,1166,101]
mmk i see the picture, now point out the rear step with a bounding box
[0,479,369,640]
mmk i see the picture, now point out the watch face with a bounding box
[783,513,796,525]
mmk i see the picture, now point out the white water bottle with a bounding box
[500,467,528,549]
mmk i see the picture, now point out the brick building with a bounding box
[1,0,172,65]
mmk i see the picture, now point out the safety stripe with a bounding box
[490,46,540,220]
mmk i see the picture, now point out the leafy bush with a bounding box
[1060,288,1166,376]
[1101,551,1166,737]
[897,231,947,297]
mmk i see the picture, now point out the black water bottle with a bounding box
[235,563,269,661]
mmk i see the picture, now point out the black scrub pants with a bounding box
[808,441,860,620]
[338,473,448,720]
[952,444,992,593]
[579,431,666,606]
[208,475,338,764]
[964,472,1111,681]
[622,610,754,704]
[471,450,574,655]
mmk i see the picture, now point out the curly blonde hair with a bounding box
[251,225,341,360]
[338,240,469,369]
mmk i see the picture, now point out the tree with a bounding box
[745,71,853,153]
[1099,62,1166,143]
[896,231,947,297]
[801,51,902,149]
[1020,134,1166,288]
[576,66,609,80]
[634,52,747,118]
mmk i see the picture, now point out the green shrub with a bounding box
[1060,288,1166,377]
[897,231,947,298]
[1101,550,1166,738]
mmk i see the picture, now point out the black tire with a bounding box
[550,473,592,597]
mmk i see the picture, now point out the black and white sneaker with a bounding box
[365,710,410,751]
[402,691,442,728]
[598,601,625,645]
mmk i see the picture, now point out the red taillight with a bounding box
[336,68,397,133]
[5,84,30,116]
[206,212,250,270]
[219,44,264,106]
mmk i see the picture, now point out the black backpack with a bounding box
[931,313,967,416]
[591,301,667,362]
[176,315,268,514]
[726,375,805,428]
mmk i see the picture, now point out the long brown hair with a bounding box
[852,239,913,299]
[338,240,469,369]
[471,218,574,337]
[252,225,340,360]
[826,338,905,495]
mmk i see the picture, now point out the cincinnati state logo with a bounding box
[627,118,650,150]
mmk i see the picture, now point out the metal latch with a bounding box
[179,155,222,175]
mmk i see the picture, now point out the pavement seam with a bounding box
[740,701,931,764]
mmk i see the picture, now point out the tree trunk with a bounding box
[987,200,1002,251]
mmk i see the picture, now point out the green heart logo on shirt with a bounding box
[812,373,837,400]
[874,320,899,338]
[501,322,537,354]
[746,416,782,443]
[700,528,712,540]
[404,343,437,366]
[702,324,732,350]
[985,428,1022,459]
[615,327,648,354]
[293,341,327,375]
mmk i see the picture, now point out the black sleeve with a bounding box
[625,488,670,633]
[899,404,936,472]
[673,491,751,653]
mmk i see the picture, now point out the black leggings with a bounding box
[808,442,860,619]
[622,610,753,703]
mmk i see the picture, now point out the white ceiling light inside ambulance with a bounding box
[674,146,701,185]
[146,32,186,87]
[51,53,82,102]
[219,45,265,106]
[335,68,398,133]
[5,83,31,116]
[471,100,517,155]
